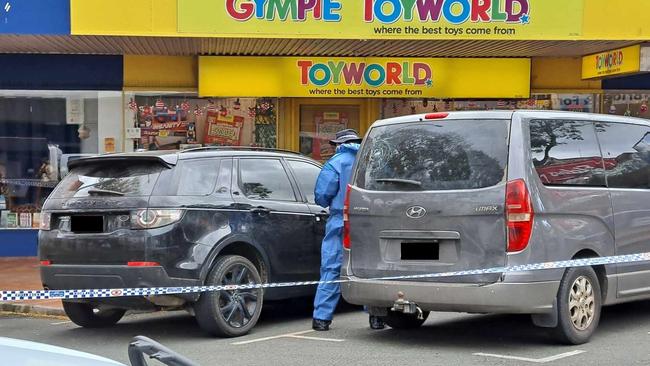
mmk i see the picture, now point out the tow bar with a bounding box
[391,291,425,319]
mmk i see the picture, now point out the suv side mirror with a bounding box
[128,336,198,366]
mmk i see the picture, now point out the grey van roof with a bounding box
[371,110,650,129]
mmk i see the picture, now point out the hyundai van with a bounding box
[341,110,650,344]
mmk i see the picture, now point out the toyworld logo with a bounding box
[364,0,531,25]
[298,60,433,88]
[595,50,624,72]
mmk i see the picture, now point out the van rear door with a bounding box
[349,117,510,284]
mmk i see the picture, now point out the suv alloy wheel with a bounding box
[194,255,264,337]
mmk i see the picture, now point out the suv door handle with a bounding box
[315,211,329,222]
[250,206,271,215]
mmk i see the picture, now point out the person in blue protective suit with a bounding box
[312,129,385,331]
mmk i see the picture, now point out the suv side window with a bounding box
[596,122,650,189]
[239,158,296,201]
[530,119,605,187]
[176,159,221,196]
[287,159,321,204]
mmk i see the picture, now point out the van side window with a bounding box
[530,119,605,187]
[596,123,650,189]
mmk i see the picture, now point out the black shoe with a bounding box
[312,318,331,331]
[369,316,385,330]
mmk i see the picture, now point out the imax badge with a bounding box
[406,206,427,219]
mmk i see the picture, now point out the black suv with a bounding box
[39,147,326,337]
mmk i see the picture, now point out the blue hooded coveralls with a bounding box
[313,143,360,321]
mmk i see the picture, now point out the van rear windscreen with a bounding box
[355,120,509,191]
[52,160,166,198]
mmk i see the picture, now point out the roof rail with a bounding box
[179,146,303,156]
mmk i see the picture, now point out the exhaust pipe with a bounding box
[391,291,425,319]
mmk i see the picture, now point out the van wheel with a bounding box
[553,267,601,345]
[194,255,263,337]
[62,301,125,328]
[385,311,429,329]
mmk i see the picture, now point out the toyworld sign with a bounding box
[198,56,531,98]
[178,0,584,40]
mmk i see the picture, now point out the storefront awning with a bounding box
[0,35,639,58]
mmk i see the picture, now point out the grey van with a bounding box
[341,110,650,344]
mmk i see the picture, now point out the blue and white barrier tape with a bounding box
[3,252,650,302]
[0,179,58,188]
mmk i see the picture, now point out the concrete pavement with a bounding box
[0,257,63,316]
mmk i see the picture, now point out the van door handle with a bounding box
[250,207,271,215]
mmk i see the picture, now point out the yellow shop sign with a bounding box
[179,0,583,40]
[199,56,530,98]
[582,45,641,79]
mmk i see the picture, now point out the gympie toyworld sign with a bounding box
[198,56,531,98]
[178,0,584,40]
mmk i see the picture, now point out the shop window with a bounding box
[0,90,116,229]
[125,94,277,151]
[299,105,360,162]
[603,92,650,119]
[379,94,597,120]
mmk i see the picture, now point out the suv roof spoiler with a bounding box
[68,155,177,170]
[180,146,303,156]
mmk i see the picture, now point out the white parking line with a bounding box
[232,330,344,345]
[473,350,585,363]
[50,320,72,325]
[288,335,345,342]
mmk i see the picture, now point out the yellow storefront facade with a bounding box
[68,0,650,159]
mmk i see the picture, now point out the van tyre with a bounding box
[385,311,429,329]
[62,301,125,328]
[553,267,602,345]
[195,255,263,337]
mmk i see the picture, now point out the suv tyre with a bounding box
[62,301,125,328]
[385,310,429,329]
[195,255,263,337]
[553,266,602,345]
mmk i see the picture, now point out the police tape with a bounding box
[3,252,650,302]
[0,179,58,188]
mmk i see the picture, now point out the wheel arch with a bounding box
[200,235,270,285]
[571,248,607,301]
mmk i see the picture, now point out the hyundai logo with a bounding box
[406,206,427,219]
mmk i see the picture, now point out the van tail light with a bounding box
[40,260,52,266]
[343,184,352,250]
[506,179,534,253]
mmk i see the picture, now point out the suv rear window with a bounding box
[356,119,509,191]
[52,160,166,198]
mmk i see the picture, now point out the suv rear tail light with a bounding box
[40,260,51,266]
[39,212,51,231]
[131,209,183,230]
[343,184,352,250]
[506,179,534,253]
[127,261,160,267]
